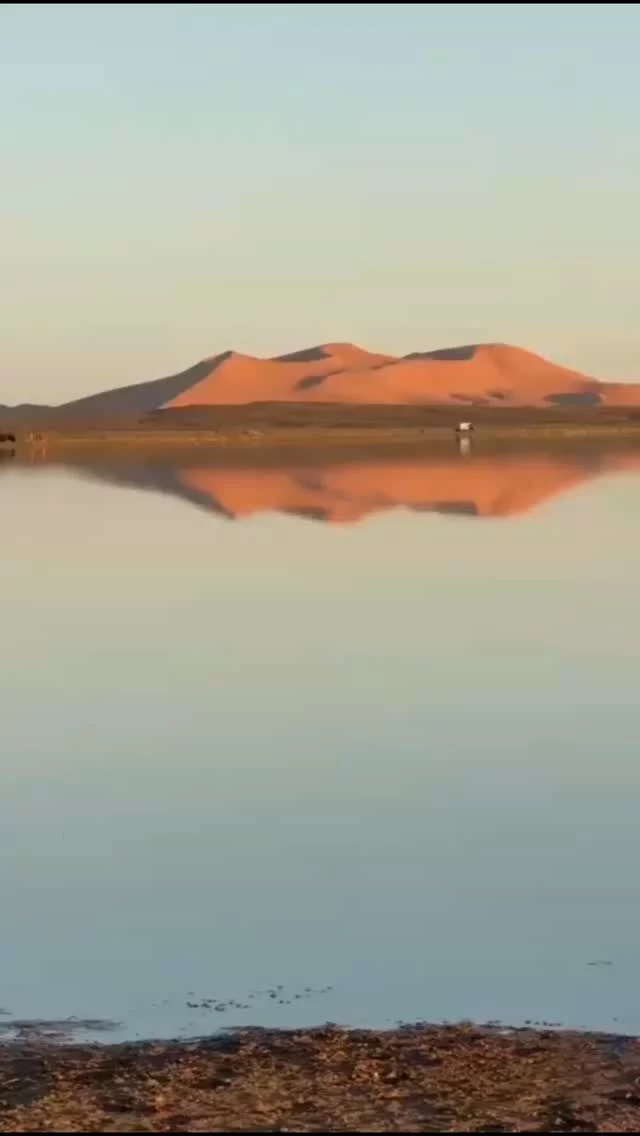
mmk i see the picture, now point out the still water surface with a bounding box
[2,450,640,1042]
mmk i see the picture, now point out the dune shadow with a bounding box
[545,392,602,408]
[282,506,331,523]
[273,347,329,364]
[60,353,232,418]
[418,500,479,516]
[295,374,329,391]
[405,345,482,362]
[63,461,235,519]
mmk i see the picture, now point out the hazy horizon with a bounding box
[2,2,639,404]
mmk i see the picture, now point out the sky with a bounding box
[1,1,639,404]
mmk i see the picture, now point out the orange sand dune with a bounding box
[176,451,640,523]
[52,341,640,418]
[167,343,396,408]
[162,342,640,411]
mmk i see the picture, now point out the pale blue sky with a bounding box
[2,2,639,402]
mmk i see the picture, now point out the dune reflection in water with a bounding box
[60,446,640,525]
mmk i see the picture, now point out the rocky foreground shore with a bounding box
[2,1023,640,1132]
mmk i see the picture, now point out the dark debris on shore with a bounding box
[2,1023,640,1132]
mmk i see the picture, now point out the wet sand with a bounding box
[2,1023,640,1132]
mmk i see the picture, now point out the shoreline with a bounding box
[2,1022,640,1131]
[5,403,640,460]
[7,422,640,463]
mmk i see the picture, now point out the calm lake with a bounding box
[2,448,640,1043]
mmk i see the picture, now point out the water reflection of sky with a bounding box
[1,460,640,1041]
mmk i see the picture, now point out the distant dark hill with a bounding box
[58,353,231,418]
[0,404,62,431]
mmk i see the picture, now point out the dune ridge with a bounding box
[4,342,638,420]
[157,342,640,411]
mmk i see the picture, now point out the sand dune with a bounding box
[47,342,640,416]
[162,342,640,411]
